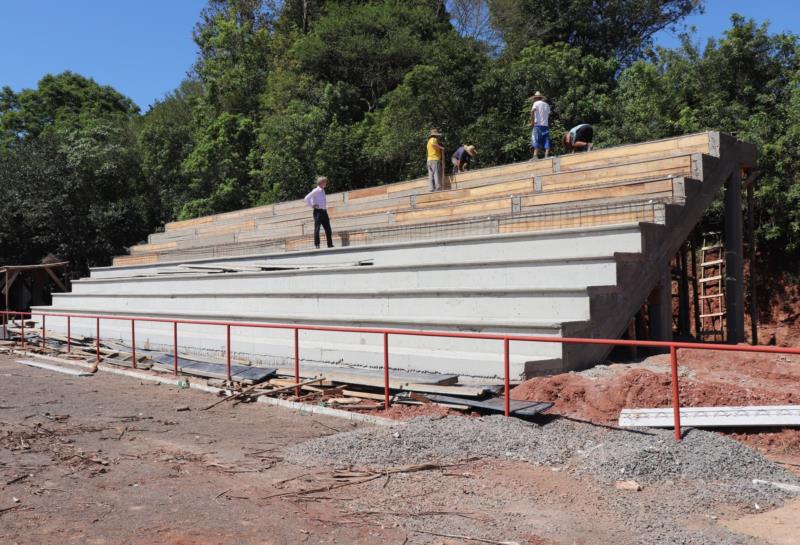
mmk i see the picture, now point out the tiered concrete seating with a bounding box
[116,152,701,265]
[35,132,756,378]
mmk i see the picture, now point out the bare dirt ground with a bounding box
[1,353,798,545]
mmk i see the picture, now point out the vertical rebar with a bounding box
[67,316,71,353]
[226,324,232,382]
[95,318,100,365]
[383,332,390,410]
[130,319,136,369]
[670,345,682,441]
[173,322,178,376]
[41,314,46,349]
[294,328,300,397]
[504,338,510,417]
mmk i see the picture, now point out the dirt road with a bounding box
[1,353,797,545]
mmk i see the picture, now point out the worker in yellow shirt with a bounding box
[426,128,445,191]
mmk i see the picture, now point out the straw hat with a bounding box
[464,145,477,156]
[530,91,547,100]
[429,128,442,137]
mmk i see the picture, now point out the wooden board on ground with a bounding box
[408,393,553,417]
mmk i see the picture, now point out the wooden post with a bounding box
[678,244,691,338]
[690,240,701,339]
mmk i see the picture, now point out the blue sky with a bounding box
[1,0,207,112]
[1,1,798,112]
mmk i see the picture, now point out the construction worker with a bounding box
[529,91,551,160]
[563,124,594,153]
[451,145,476,174]
[304,176,334,249]
[426,128,445,191]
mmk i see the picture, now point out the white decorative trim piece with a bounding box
[619,406,800,428]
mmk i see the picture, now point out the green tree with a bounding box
[486,0,702,62]
[0,73,150,271]
[139,79,202,222]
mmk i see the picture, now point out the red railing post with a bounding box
[41,314,46,349]
[67,315,71,353]
[670,345,682,441]
[293,328,300,397]
[130,319,136,370]
[226,324,232,382]
[95,317,100,365]
[383,332,390,410]
[504,338,510,417]
[173,321,178,376]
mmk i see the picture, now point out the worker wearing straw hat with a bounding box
[426,128,445,191]
[451,144,476,174]
[529,91,551,160]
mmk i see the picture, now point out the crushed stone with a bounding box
[291,416,799,545]
[290,415,799,491]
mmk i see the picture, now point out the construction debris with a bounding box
[3,326,535,417]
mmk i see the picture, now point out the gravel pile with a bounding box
[291,416,800,489]
[581,426,794,484]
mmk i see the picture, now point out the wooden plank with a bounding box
[347,185,388,200]
[129,241,178,255]
[521,179,674,207]
[112,255,159,266]
[197,219,256,237]
[498,209,655,234]
[543,156,692,190]
[395,198,511,223]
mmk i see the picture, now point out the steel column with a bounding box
[670,346,682,441]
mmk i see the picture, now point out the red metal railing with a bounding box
[2,309,799,440]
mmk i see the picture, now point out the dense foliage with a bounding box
[1,0,799,275]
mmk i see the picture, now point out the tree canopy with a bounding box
[2,0,800,278]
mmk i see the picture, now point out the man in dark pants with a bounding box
[304,176,334,248]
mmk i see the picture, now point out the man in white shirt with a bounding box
[304,176,334,249]
[529,91,551,160]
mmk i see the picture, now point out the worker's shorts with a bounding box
[532,125,550,149]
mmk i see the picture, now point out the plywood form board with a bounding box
[498,208,656,234]
[522,179,676,207]
[159,133,713,233]
[542,156,693,191]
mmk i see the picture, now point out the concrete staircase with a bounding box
[34,132,756,379]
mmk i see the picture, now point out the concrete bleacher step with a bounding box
[99,224,648,279]
[53,286,597,322]
[72,255,623,295]
[130,171,690,261]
